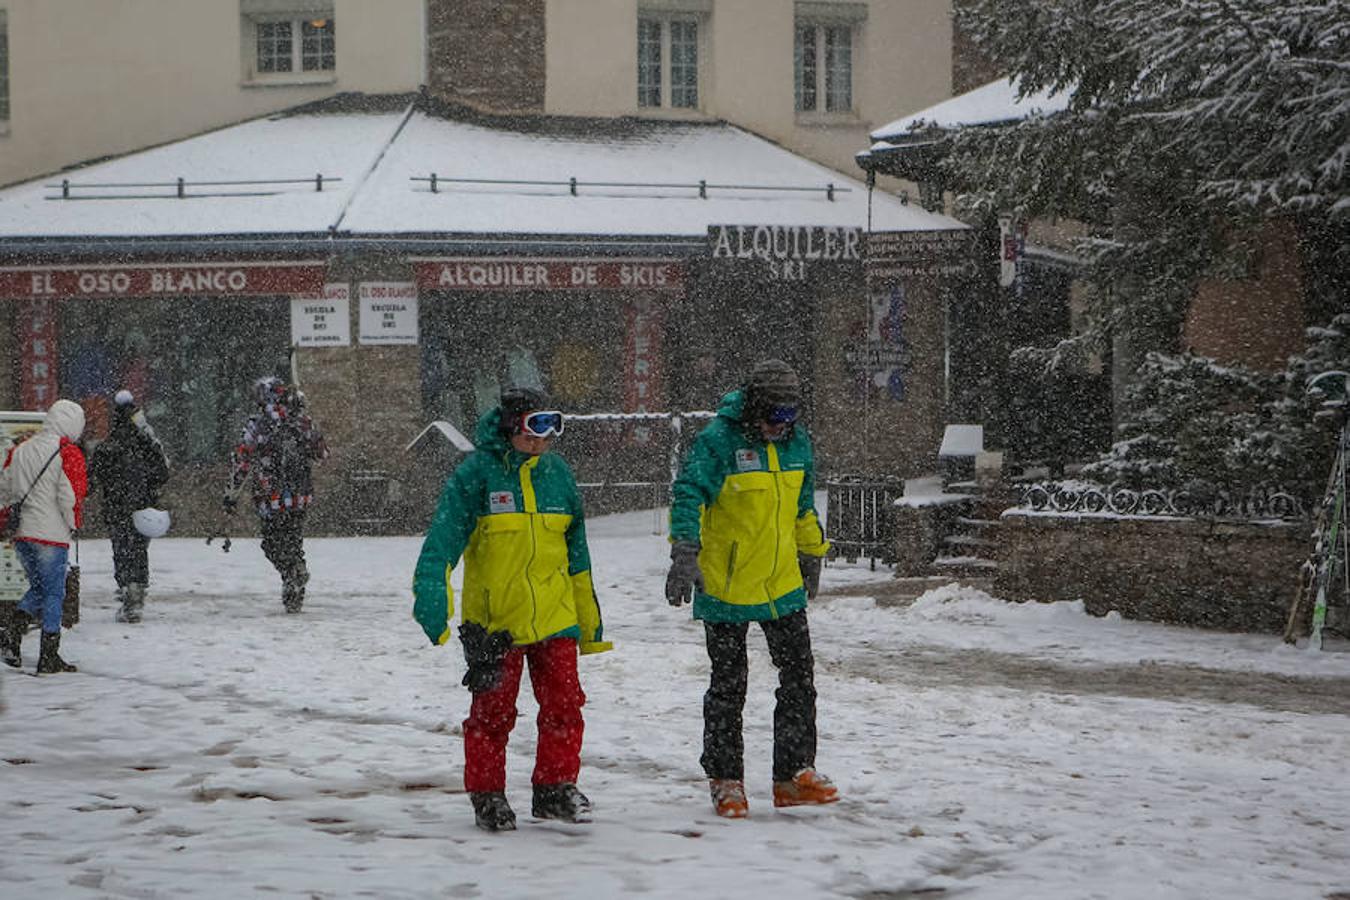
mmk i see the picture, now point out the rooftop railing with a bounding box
[44,175,342,201]
[409,174,848,201]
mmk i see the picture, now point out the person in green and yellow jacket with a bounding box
[413,387,611,833]
[666,359,838,819]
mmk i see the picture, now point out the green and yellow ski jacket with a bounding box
[670,389,830,623]
[412,409,611,654]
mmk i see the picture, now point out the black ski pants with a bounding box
[259,509,307,583]
[701,609,817,783]
[109,518,149,587]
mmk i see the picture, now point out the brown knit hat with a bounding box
[744,360,801,424]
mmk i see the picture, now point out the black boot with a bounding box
[531,783,591,822]
[282,564,309,614]
[470,791,517,832]
[115,584,145,624]
[36,631,77,674]
[1,607,31,668]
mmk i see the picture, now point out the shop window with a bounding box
[58,297,290,466]
[794,3,865,117]
[241,1,334,83]
[637,13,702,110]
[0,9,9,127]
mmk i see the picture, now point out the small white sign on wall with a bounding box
[291,283,351,347]
[358,282,419,345]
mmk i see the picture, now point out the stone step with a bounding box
[943,534,996,548]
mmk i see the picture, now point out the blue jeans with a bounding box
[15,540,69,634]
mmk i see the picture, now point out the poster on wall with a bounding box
[0,411,47,602]
[358,282,418,345]
[622,296,666,445]
[291,283,351,347]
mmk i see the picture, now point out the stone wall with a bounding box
[997,512,1306,633]
[426,0,546,113]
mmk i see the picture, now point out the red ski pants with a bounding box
[463,636,585,793]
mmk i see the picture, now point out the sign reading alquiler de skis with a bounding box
[413,259,683,291]
[0,263,327,299]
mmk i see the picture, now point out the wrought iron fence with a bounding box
[1016,481,1306,520]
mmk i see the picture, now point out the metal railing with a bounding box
[562,411,715,534]
[45,175,342,201]
[410,174,848,200]
[825,474,904,568]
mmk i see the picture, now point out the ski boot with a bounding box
[772,768,839,808]
[531,783,591,821]
[282,564,309,614]
[115,583,145,624]
[709,778,749,819]
[470,791,517,832]
[35,632,77,674]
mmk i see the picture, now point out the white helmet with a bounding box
[132,507,171,539]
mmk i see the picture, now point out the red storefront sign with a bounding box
[0,263,327,299]
[622,296,666,445]
[414,259,683,292]
[18,300,59,410]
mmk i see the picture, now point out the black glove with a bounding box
[459,622,514,693]
[665,541,704,606]
[798,553,822,600]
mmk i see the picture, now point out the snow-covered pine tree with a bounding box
[945,0,1349,487]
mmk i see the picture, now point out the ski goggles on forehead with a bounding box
[765,405,799,426]
[520,410,565,438]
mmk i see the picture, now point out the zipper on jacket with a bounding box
[767,443,783,608]
[521,458,540,641]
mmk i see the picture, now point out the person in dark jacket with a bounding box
[89,390,170,624]
[224,377,328,613]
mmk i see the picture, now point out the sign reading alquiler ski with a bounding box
[707,225,862,281]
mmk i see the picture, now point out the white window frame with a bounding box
[0,9,10,132]
[241,5,336,87]
[794,3,865,121]
[636,12,706,113]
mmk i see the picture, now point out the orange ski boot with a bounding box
[772,768,839,808]
[709,778,749,818]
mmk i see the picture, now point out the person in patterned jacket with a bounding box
[224,377,328,613]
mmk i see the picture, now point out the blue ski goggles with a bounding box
[521,410,565,438]
[764,404,799,426]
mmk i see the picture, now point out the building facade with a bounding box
[0,0,425,187]
[2,1,952,189]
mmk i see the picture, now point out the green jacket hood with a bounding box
[474,408,511,454]
[717,389,747,422]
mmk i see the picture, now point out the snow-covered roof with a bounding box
[0,112,406,237]
[870,76,1072,145]
[0,106,964,240]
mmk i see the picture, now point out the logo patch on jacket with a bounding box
[735,449,761,472]
[488,491,517,513]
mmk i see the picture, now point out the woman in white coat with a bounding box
[0,399,88,673]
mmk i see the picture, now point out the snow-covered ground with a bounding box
[4,509,1349,899]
